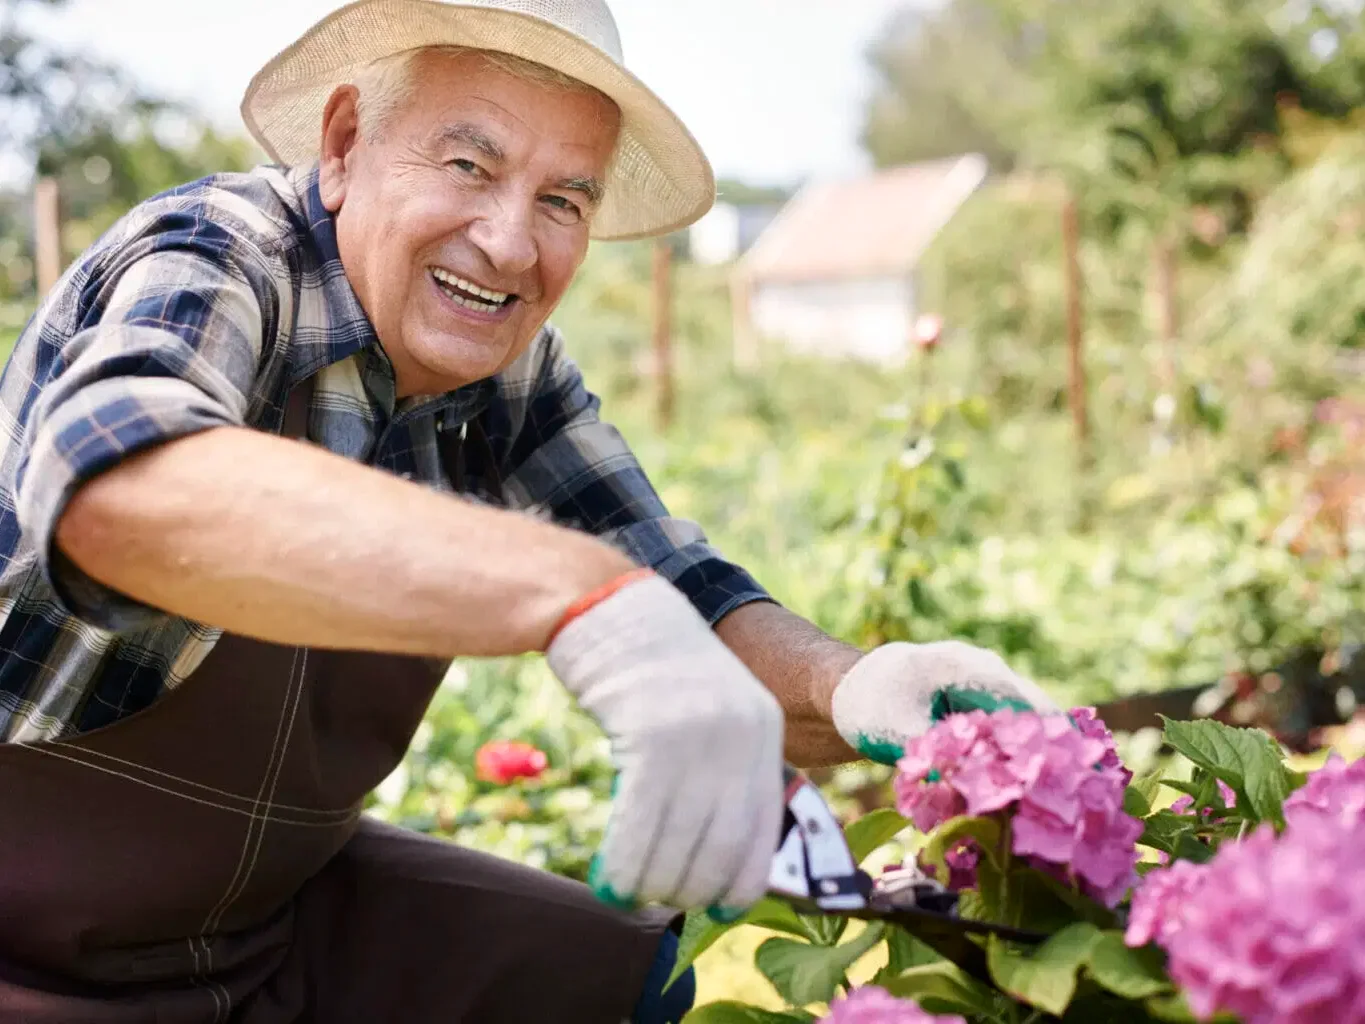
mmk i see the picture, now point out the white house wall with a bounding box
[749,277,914,365]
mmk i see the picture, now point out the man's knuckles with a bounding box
[634,686,781,746]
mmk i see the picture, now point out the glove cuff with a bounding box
[546,567,656,649]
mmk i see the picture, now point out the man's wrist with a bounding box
[546,566,655,647]
[533,530,644,651]
[812,644,864,720]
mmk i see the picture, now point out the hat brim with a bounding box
[239,0,715,240]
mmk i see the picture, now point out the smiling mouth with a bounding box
[430,267,519,314]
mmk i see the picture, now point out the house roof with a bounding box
[736,153,990,284]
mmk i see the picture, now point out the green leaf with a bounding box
[1159,717,1294,826]
[986,923,1103,1016]
[666,898,810,992]
[1087,932,1172,999]
[681,1002,816,1024]
[844,808,911,864]
[1123,784,1152,818]
[755,923,885,1007]
[798,912,848,947]
[954,888,988,921]
[1144,992,1239,1023]
[882,961,1003,1017]
[668,912,727,993]
[744,899,817,940]
[1160,778,1202,800]
[873,925,943,986]
[1137,811,1214,864]
[1012,866,1117,930]
[1130,770,1164,807]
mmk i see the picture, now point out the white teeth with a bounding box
[436,282,503,314]
[430,267,510,303]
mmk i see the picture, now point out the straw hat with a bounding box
[240,0,715,240]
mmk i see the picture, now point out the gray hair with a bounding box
[352,46,600,141]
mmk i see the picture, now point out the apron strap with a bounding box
[282,377,314,442]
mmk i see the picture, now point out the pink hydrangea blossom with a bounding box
[821,985,966,1024]
[894,709,1142,908]
[1124,859,1210,947]
[1284,753,1365,829]
[1144,817,1365,1024]
[1069,706,1132,785]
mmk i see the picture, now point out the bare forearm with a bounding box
[714,601,862,768]
[54,426,635,657]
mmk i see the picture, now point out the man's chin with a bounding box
[406,335,520,394]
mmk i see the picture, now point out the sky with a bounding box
[28,0,922,189]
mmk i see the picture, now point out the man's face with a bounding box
[318,51,620,397]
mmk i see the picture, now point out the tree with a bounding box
[863,0,1365,238]
[860,2,1028,169]
[0,0,257,301]
[0,0,154,162]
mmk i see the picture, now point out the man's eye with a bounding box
[451,158,483,176]
[543,195,582,219]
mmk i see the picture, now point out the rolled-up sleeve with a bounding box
[15,227,278,631]
[500,327,773,625]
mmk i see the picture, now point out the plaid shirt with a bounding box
[0,164,768,743]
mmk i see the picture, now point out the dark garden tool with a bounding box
[766,766,1047,984]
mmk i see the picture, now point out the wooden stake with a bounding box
[1155,234,1179,390]
[652,238,674,430]
[730,271,759,371]
[33,177,62,296]
[1061,191,1089,464]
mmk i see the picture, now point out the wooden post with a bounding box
[652,238,674,430]
[1155,234,1179,391]
[730,270,759,370]
[1061,191,1089,466]
[33,177,62,296]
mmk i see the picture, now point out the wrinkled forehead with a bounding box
[402,48,622,154]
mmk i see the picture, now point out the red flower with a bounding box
[475,740,548,785]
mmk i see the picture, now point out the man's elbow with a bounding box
[52,457,152,581]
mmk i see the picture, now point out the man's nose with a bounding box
[468,195,538,278]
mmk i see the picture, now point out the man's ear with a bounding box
[318,84,362,213]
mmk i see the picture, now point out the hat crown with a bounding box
[445,0,622,61]
[242,0,711,239]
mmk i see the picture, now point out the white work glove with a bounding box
[546,571,785,916]
[831,640,1059,765]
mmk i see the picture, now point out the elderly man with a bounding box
[0,1,1055,1021]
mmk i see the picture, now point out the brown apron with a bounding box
[0,378,675,1022]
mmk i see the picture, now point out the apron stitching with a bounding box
[185,935,225,1023]
[195,646,311,1022]
[40,745,356,819]
[18,745,359,825]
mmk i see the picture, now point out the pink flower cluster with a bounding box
[1127,755,1365,1024]
[821,986,965,1024]
[1283,753,1365,829]
[893,708,1142,907]
[1124,859,1209,948]
[1069,706,1132,786]
[1141,816,1365,1024]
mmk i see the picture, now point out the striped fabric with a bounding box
[0,163,768,743]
